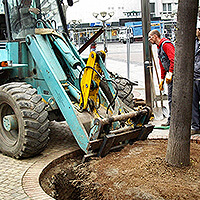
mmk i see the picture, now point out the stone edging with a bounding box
[148,135,200,144]
[22,146,80,200]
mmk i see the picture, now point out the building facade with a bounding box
[150,0,178,20]
[66,0,179,24]
[66,0,179,44]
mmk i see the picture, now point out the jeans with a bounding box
[192,80,200,130]
[167,78,173,123]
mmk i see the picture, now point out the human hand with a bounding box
[166,72,173,84]
[29,8,40,14]
[159,79,164,91]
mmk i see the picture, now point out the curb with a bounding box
[22,146,80,200]
[149,134,200,144]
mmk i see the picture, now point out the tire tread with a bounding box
[0,82,49,158]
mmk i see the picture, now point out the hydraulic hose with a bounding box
[78,66,118,114]
[105,79,118,114]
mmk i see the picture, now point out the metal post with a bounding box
[103,22,108,53]
[78,32,80,48]
[141,0,152,107]
[3,0,12,41]
[78,28,104,54]
[126,27,131,79]
[56,0,69,36]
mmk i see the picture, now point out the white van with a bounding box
[118,27,134,44]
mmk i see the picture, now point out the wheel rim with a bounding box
[3,115,18,132]
[0,103,19,145]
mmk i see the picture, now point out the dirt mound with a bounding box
[40,140,200,200]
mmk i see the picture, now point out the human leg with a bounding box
[191,80,200,131]
[161,79,173,126]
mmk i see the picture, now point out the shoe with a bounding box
[191,129,200,135]
[161,121,170,126]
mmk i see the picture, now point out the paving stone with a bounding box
[0,120,78,199]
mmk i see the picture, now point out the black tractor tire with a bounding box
[0,82,50,159]
[114,77,135,109]
[100,80,115,109]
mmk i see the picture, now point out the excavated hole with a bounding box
[40,155,103,200]
[39,141,200,200]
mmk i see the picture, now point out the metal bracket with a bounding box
[97,134,116,157]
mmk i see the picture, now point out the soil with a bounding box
[40,140,200,200]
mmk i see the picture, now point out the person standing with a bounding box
[191,22,200,134]
[148,29,175,126]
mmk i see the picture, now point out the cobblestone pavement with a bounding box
[0,156,31,200]
[0,121,77,200]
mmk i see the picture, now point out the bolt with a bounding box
[26,36,31,45]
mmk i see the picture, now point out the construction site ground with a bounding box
[0,117,200,200]
[0,43,199,199]
[39,120,200,200]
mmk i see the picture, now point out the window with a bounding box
[168,4,172,13]
[150,3,155,18]
[163,3,172,14]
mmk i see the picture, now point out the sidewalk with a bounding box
[149,117,170,140]
[0,122,78,200]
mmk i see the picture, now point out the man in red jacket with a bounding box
[148,29,175,126]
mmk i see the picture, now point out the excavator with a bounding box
[0,0,154,159]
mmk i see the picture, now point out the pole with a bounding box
[3,0,12,41]
[141,0,152,107]
[56,0,69,37]
[103,21,108,53]
[127,27,130,79]
[78,28,104,54]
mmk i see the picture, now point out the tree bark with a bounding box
[165,0,199,167]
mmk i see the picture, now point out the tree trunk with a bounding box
[165,0,199,167]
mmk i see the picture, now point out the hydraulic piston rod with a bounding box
[95,109,148,126]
